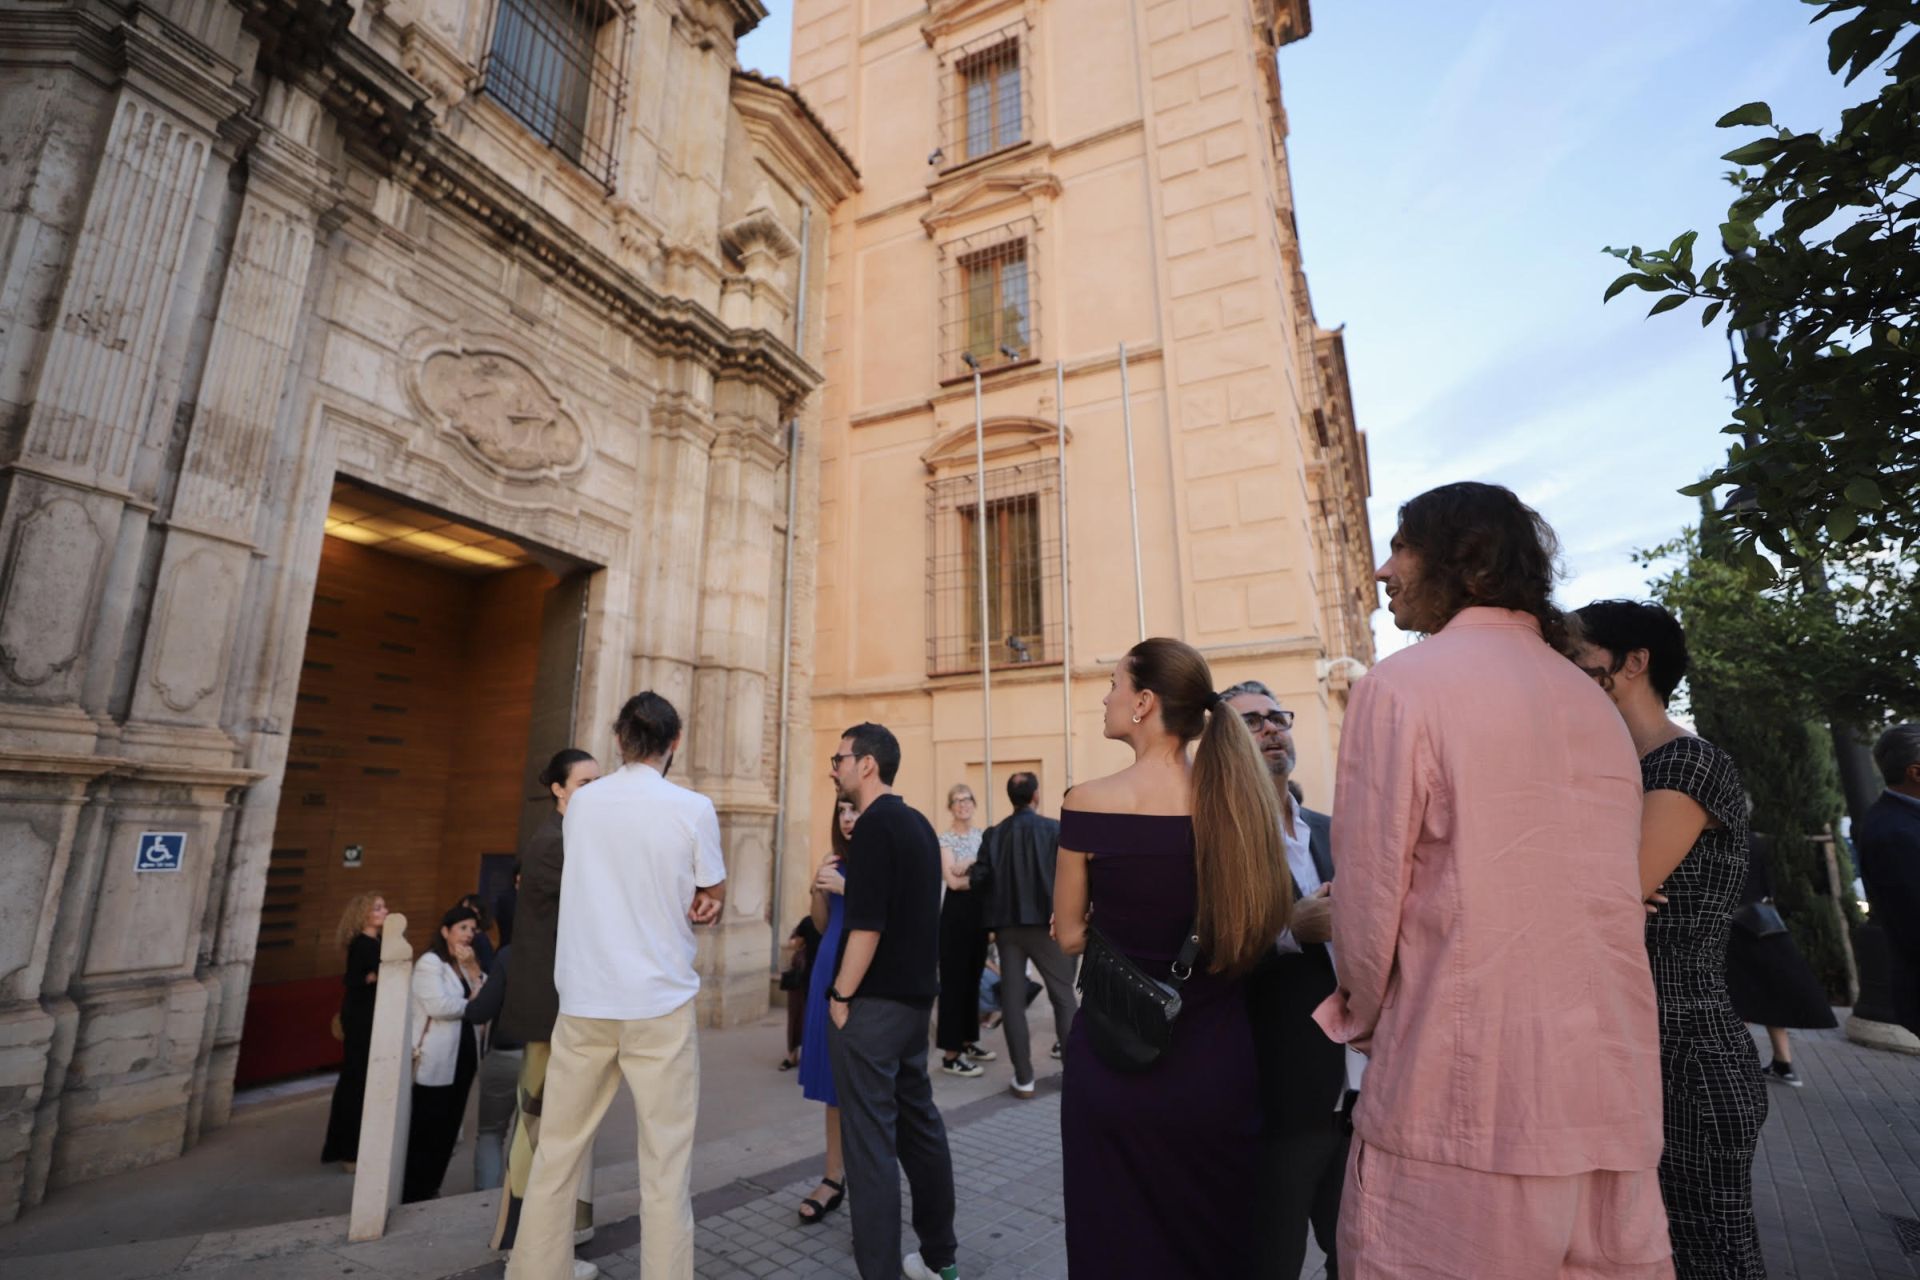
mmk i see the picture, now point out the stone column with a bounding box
[152,81,336,1139]
[631,356,718,717]
[690,377,787,1023]
[0,13,250,1210]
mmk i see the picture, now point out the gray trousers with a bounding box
[993,924,1079,1086]
[828,996,958,1279]
[473,1046,522,1190]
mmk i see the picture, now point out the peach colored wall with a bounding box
[787,0,1374,913]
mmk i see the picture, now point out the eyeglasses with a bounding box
[1240,710,1296,732]
[828,753,864,770]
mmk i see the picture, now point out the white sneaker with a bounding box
[1009,1079,1036,1100]
[571,1261,600,1280]
[903,1253,958,1280]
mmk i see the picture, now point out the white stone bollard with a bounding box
[349,913,416,1241]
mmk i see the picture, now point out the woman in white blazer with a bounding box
[403,904,486,1202]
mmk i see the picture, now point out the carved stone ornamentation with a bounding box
[150,547,239,714]
[411,342,590,480]
[0,497,103,688]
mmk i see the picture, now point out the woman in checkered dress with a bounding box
[1573,601,1768,1279]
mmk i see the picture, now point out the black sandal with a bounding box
[776,1054,798,1072]
[797,1177,844,1226]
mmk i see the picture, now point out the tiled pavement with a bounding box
[5,1015,1915,1278]
[488,1019,1917,1280]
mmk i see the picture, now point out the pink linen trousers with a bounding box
[1314,608,1672,1279]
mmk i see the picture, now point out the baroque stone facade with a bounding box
[787,0,1374,911]
[0,0,855,1221]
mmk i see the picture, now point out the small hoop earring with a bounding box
[1131,714,1142,724]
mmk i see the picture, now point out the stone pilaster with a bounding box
[631,357,719,715]
[691,377,787,1022]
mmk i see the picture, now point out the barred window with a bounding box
[940,220,1039,380]
[927,459,1062,676]
[940,26,1029,167]
[479,0,632,189]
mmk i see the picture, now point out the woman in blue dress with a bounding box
[795,797,856,1224]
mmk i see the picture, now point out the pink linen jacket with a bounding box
[1314,607,1663,1176]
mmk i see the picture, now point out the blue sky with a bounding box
[738,2,1859,657]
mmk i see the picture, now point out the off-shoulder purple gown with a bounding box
[1058,809,1259,1277]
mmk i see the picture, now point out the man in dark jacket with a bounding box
[971,772,1078,1098]
[1856,724,1920,1038]
[1225,679,1347,1280]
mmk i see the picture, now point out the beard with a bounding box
[1266,750,1296,784]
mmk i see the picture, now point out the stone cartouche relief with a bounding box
[408,338,590,481]
[0,497,103,688]
[148,546,239,714]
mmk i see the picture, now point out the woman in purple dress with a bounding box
[1053,637,1293,1277]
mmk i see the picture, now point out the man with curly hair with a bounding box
[1314,482,1672,1278]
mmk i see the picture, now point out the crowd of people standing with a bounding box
[310,476,1920,1279]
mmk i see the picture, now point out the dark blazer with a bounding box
[1855,791,1920,1037]
[1247,805,1344,1133]
[496,812,563,1044]
[971,807,1061,929]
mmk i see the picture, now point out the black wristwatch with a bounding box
[828,987,853,1004]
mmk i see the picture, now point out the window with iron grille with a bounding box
[940,219,1038,380]
[927,458,1062,676]
[940,26,1029,167]
[479,0,632,190]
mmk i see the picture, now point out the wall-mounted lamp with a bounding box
[1316,656,1369,682]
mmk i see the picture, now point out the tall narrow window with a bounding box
[961,41,1023,161]
[962,241,1030,365]
[479,0,631,190]
[940,25,1029,168]
[927,460,1062,675]
[941,219,1038,379]
[962,494,1044,662]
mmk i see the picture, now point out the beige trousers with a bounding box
[505,1002,699,1280]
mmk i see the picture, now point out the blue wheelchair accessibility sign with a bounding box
[135,832,187,873]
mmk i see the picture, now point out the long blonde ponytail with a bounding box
[1124,638,1291,973]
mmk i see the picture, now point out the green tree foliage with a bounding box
[1603,0,1919,574]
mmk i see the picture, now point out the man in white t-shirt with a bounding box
[506,692,726,1280]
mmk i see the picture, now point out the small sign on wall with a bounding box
[136,832,187,873]
[343,843,364,869]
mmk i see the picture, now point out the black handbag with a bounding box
[1075,923,1201,1073]
[1732,900,1789,938]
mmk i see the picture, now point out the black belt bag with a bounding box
[1076,924,1201,1073]
[1732,900,1789,938]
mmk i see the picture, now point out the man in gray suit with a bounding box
[1225,679,1346,1280]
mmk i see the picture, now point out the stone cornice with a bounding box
[242,0,823,405]
[729,71,860,201]
[922,0,1028,46]
[921,168,1061,237]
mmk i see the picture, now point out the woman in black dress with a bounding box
[1574,601,1767,1279]
[1728,833,1837,1086]
[1052,637,1291,1277]
[321,890,388,1167]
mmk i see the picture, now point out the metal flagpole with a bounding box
[1055,360,1073,789]
[964,352,993,825]
[1119,342,1146,641]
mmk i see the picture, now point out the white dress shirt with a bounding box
[1274,808,1323,956]
[556,762,727,1020]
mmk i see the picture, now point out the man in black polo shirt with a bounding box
[827,722,959,1280]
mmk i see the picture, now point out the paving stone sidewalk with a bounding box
[494,1020,1917,1280]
